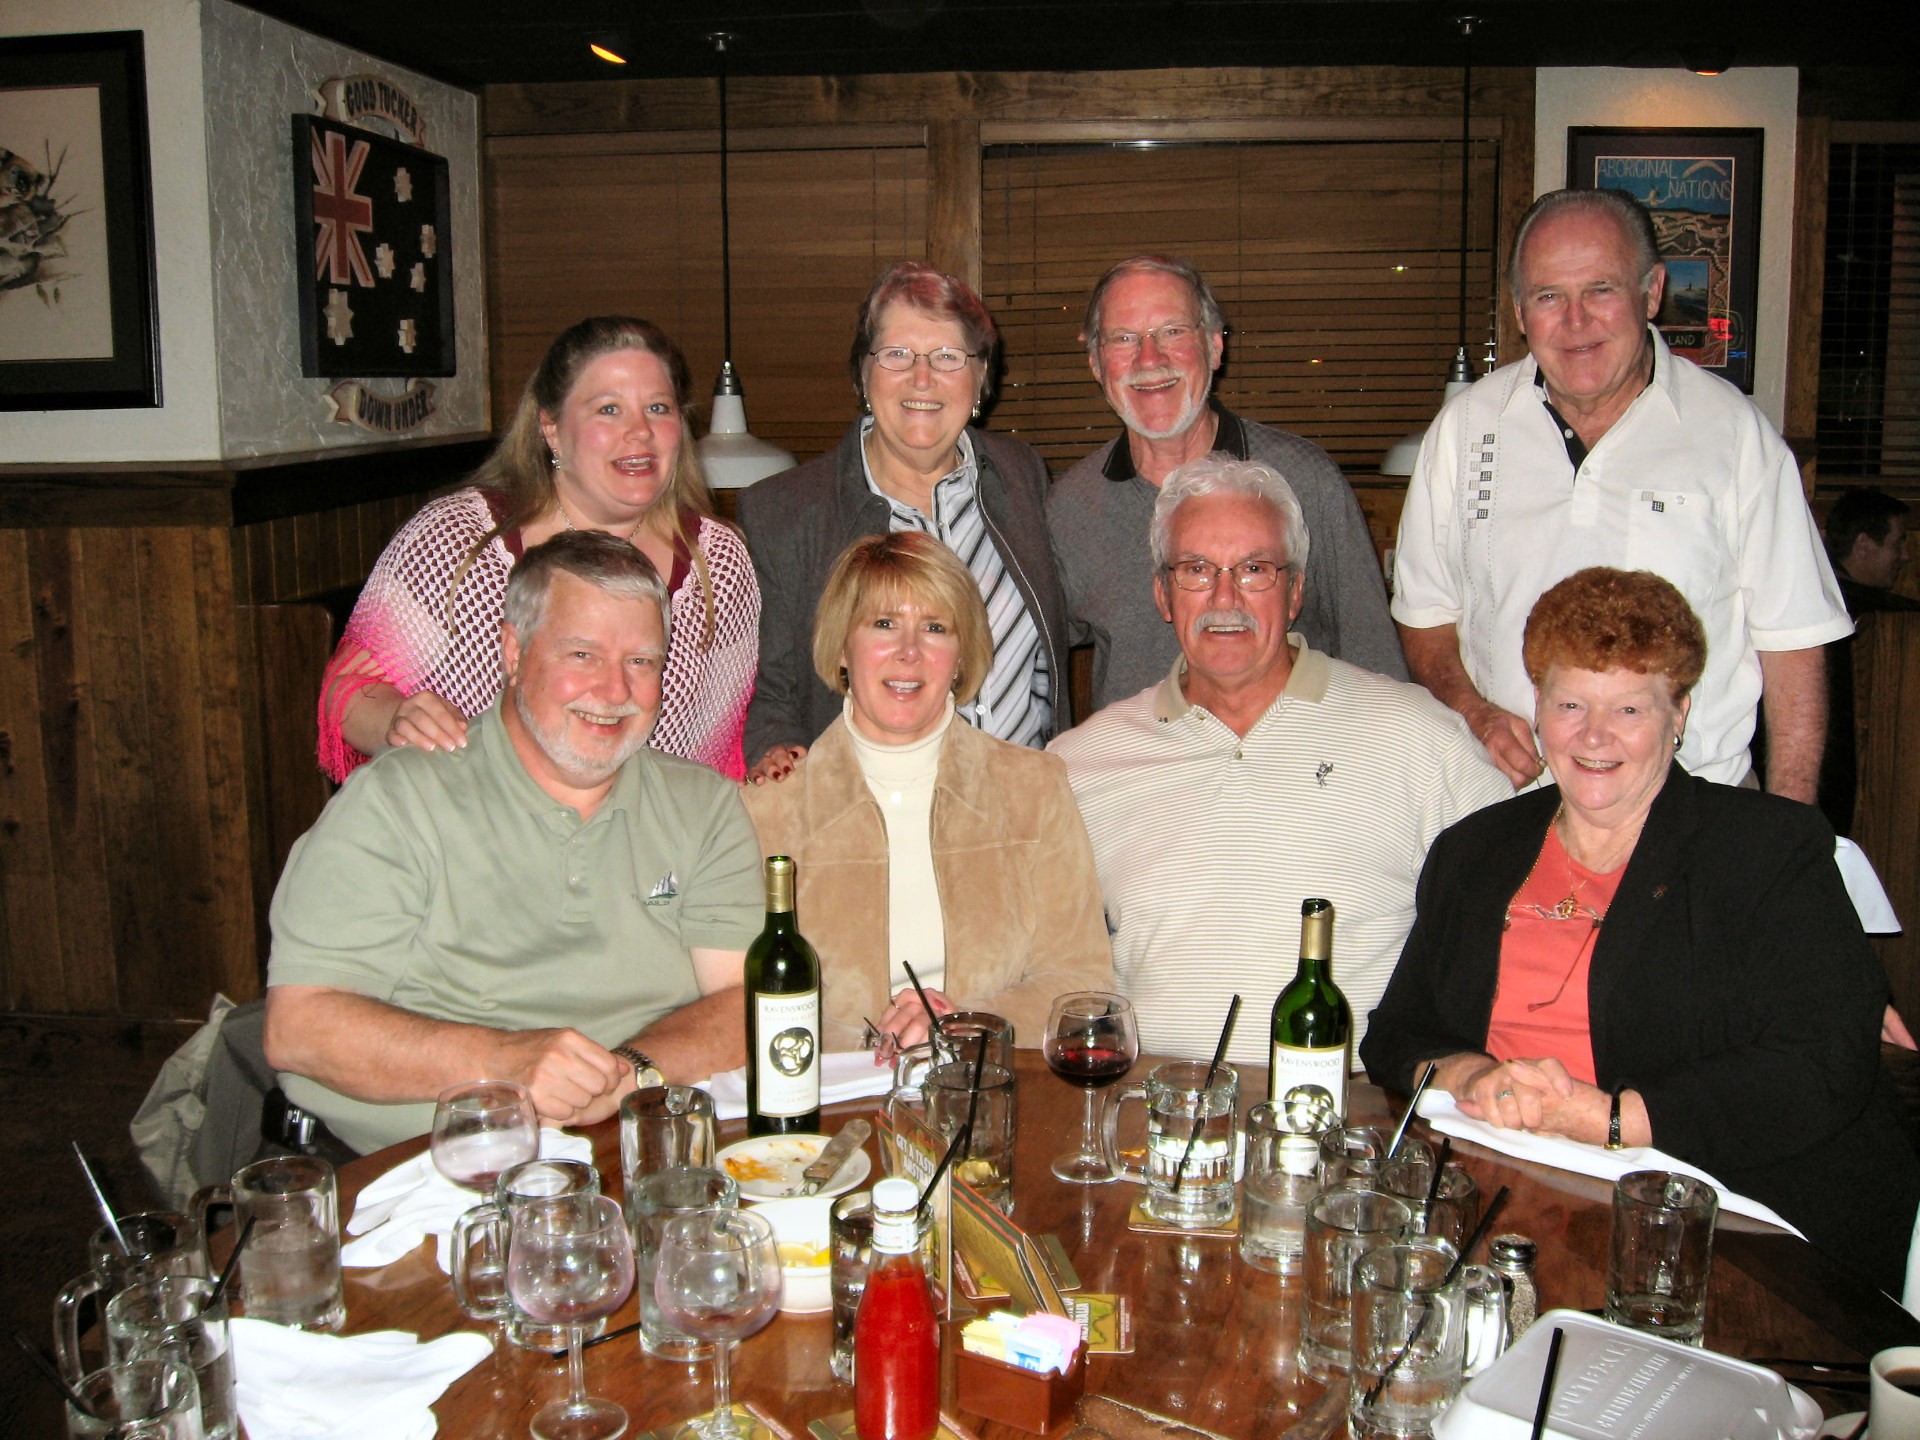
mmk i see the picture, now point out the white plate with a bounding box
[1817,1415,1865,1440]
[716,1133,872,1201]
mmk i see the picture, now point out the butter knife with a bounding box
[799,1119,871,1195]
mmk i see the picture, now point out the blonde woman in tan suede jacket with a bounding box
[742,532,1113,1053]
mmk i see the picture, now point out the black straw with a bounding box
[210,1215,255,1307]
[72,1141,128,1256]
[1529,1325,1566,1440]
[901,962,948,1061]
[1176,994,1240,1190]
[10,1331,97,1418]
[1422,1138,1454,1220]
[1386,1062,1436,1160]
[920,1043,989,1215]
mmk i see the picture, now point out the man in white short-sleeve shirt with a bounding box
[1392,187,1849,800]
[1050,458,1509,1068]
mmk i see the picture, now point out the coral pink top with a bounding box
[318,488,758,783]
[1485,825,1626,1086]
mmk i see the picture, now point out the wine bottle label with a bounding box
[1269,1041,1348,1128]
[753,989,821,1117]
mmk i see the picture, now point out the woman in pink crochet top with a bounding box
[318,317,760,782]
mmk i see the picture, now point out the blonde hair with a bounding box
[454,316,728,648]
[811,532,992,707]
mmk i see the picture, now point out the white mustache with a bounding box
[1191,607,1258,638]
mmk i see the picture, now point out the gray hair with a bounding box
[1508,187,1662,297]
[1149,457,1311,576]
[1081,254,1228,355]
[503,530,671,651]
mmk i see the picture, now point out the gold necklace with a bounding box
[556,496,646,544]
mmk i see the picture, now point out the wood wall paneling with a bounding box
[1854,609,1920,1027]
[927,119,984,290]
[1786,113,1830,456]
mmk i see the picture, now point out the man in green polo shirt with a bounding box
[264,532,762,1154]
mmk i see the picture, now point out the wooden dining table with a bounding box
[328,1051,1920,1438]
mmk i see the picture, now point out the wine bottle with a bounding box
[854,1177,939,1440]
[1268,897,1352,1127]
[745,854,822,1136]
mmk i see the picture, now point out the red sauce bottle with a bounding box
[853,1177,939,1440]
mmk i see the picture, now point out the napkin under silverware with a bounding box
[343,1128,593,1272]
[695,1051,895,1122]
[230,1318,491,1440]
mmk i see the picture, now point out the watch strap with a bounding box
[613,1044,663,1088]
[1606,1088,1624,1150]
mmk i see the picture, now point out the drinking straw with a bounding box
[72,1141,129,1256]
[1364,1185,1511,1404]
[209,1216,256,1307]
[1528,1325,1566,1440]
[1385,1062,1436,1160]
[1421,1138,1454,1220]
[1175,994,1240,1190]
[10,1331,97,1418]
[901,962,946,1058]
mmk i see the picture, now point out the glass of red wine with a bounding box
[1043,991,1139,1183]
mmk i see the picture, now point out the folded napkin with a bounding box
[342,1128,593,1272]
[696,1050,894,1121]
[230,1318,490,1440]
[1836,837,1900,934]
[1416,1090,1805,1237]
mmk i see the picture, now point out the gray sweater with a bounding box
[1047,405,1406,711]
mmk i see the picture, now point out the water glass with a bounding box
[509,1192,635,1440]
[620,1086,717,1216]
[452,1158,604,1348]
[1348,1241,1468,1439]
[1380,1153,1480,1253]
[1320,1127,1428,1191]
[1102,1059,1239,1227]
[829,1191,874,1384]
[53,1211,205,1383]
[104,1274,238,1440]
[195,1155,345,1331]
[64,1357,202,1439]
[431,1079,539,1195]
[1300,1185,1413,1380]
[935,1011,1015,1070]
[923,1060,1017,1216]
[629,1165,739,1360]
[1605,1170,1718,1346]
[655,1206,784,1440]
[1239,1101,1324,1273]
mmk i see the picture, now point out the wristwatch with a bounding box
[614,1044,664,1089]
[1606,1089,1625,1151]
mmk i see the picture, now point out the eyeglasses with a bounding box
[1163,559,1287,592]
[869,346,980,373]
[1097,322,1203,356]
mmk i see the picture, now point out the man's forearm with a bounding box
[264,986,510,1103]
[633,985,747,1083]
[1758,646,1828,803]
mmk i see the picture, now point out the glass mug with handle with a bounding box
[451,1157,604,1349]
[1101,1059,1240,1227]
[64,1357,203,1440]
[53,1210,206,1386]
[919,1060,1018,1217]
[192,1154,345,1331]
[104,1273,239,1440]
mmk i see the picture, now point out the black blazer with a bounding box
[1361,763,1920,1294]
[736,421,1071,763]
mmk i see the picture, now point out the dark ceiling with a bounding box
[230,0,1917,90]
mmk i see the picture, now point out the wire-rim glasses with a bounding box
[868,346,980,373]
[1163,558,1287,592]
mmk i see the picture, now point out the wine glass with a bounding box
[1042,991,1140,1183]
[507,1193,635,1440]
[434,1079,539,1323]
[654,1206,783,1440]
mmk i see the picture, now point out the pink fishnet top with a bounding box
[318,488,759,782]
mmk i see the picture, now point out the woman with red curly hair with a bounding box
[1363,566,1918,1293]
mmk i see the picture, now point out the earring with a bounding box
[839,666,850,691]
[861,395,872,415]
[549,451,562,468]
[1673,732,1684,750]
[971,402,981,420]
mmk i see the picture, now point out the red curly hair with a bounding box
[1522,567,1707,703]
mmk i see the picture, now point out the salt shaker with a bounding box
[1488,1232,1539,1339]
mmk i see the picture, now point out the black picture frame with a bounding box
[291,113,455,379]
[0,30,160,411]
[1567,126,1763,393]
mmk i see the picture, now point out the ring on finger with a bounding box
[1497,1088,1515,1099]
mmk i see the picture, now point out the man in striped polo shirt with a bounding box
[1050,457,1510,1069]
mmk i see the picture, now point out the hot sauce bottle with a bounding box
[853,1177,939,1440]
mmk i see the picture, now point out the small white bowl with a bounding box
[751,1194,834,1314]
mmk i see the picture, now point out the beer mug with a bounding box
[452,1157,604,1348]
[52,1210,205,1384]
[619,1086,716,1215]
[1101,1060,1240,1227]
[193,1154,345,1331]
[104,1274,238,1440]
[63,1357,202,1439]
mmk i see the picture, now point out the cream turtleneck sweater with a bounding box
[843,697,953,993]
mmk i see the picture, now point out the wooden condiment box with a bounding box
[955,1346,1086,1434]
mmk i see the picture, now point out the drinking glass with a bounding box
[508,1192,636,1440]
[192,1155,345,1331]
[922,1060,1017,1215]
[1605,1170,1718,1346]
[654,1206,784,1440]
[1101,1059,1240,1227]
[1319,1126,1424,1191]
[64,1357,202,1439]
[629,1166,740,1360]
[934,1011,1016,1070]
[1348,1241,1468,1439]
[1240,1101,1324,1273]
[829,1191,874,1384]
[53,1211,205,1384]
[619,1086,716,1218]
[1380,1154,1480,1254]
[105,1274,238,1440]
[433,1079,540,1194]
[452,1158,604,1349]
[1042,992,1139,1183]
[1300,1185,1413,1380]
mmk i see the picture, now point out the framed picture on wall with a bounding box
[1567,126,1763,394]
[0,30,160,411]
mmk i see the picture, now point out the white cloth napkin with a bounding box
[696,1050,894,1121]
[342,1128,593,1272]
[1416,1090,1805,1236]
[230,1318,490,1440]
[1835,837,1900,934]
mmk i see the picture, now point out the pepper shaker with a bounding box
[1488,1232,1539,1340]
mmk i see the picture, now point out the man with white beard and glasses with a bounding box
[1050,458,1508,1068]
[265,531,762,1153]
[1048,254,1405,715]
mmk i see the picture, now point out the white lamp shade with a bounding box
[699,389,794,489]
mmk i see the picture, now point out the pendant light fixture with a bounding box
[696,32,795,490]
[1381,15,1485,476]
